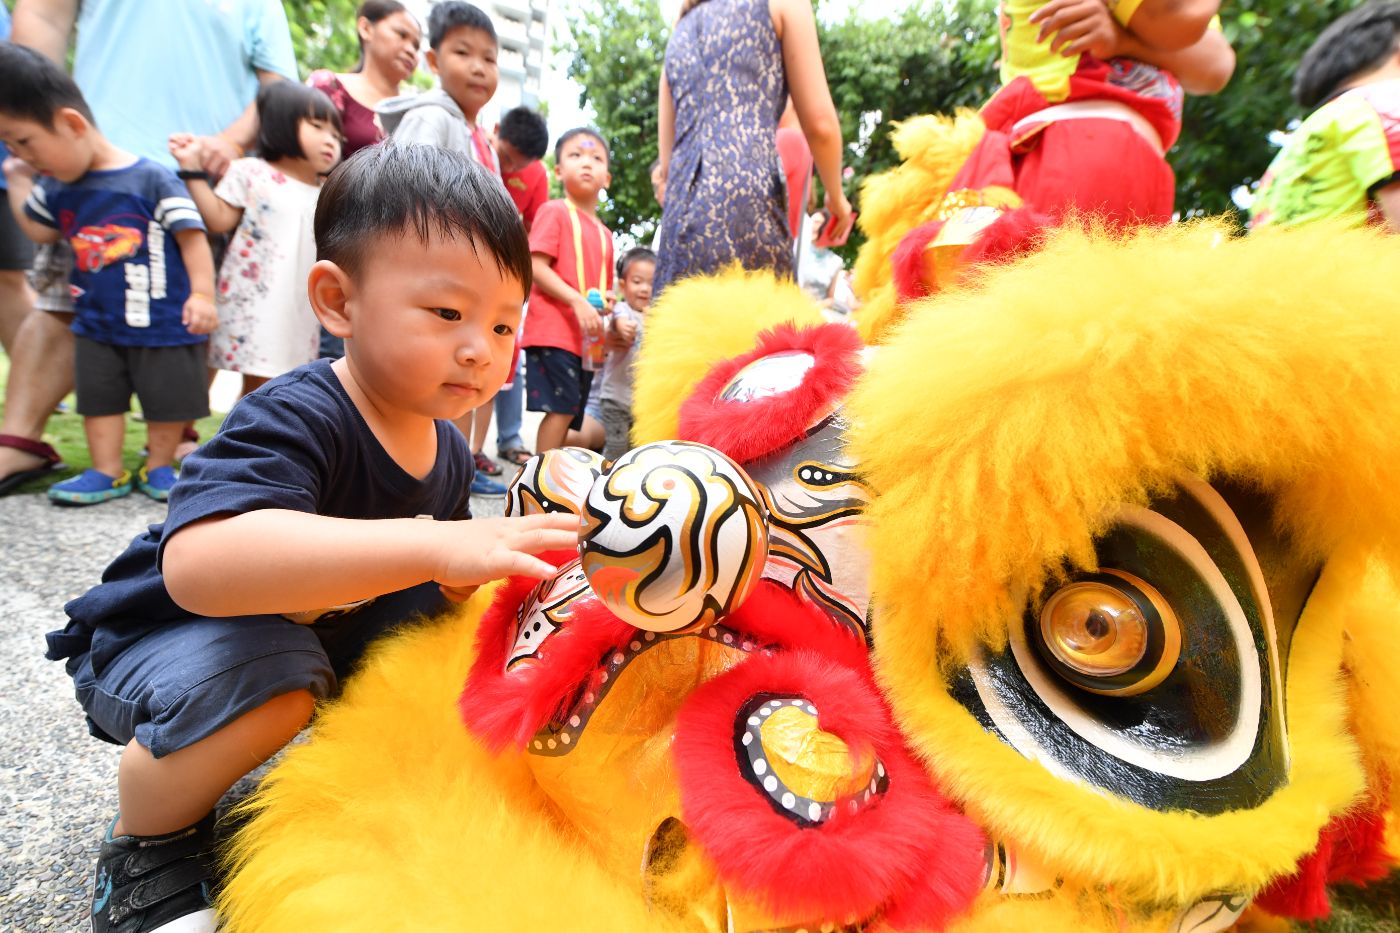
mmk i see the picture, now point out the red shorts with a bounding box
[1012,117,1175,226]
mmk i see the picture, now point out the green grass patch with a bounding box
[0,348,227,493]
[1312,872,1400,932]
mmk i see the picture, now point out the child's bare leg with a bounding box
[566,414,605,452]
[144,421,185,471]
[240,373,270,398]
[470,403,492,454]
[175,368,221,461]
[535,411,573,454]
[114,689,315,837]
[85,414,127,477]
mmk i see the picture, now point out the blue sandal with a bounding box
[48,468,132,506]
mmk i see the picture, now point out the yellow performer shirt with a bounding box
[998,0,1144,99]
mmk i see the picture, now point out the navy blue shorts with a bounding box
[525,347,594,430]
[67,583,447,758]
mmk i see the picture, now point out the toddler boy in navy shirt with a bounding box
[45,143,578,933]
[0,43,216,505]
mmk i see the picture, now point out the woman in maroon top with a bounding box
[307,0,421,156]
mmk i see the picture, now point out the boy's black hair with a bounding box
[554,127,610,165]
[316,143,531,293]
[0,42,96,127]
[498,106,549,161]
[428,1,496,50]
[256,82,344,163]
[617,246,656,280]
[1294,1,1400,108]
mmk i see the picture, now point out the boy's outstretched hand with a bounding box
[434,512,580,596]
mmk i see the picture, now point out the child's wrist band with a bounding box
[177,169,210,182]
[190,292,215,302]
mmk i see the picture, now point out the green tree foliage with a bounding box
[565,2,669,241]
[820,0,999,186]
[282,0,363,78]
[1178,0,1366,217]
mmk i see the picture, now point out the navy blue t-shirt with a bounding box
[48,359,473,664]
[24,158,206,347]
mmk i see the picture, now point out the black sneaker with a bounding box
[89,813,218,933]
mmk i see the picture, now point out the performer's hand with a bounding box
[572,294,604,338]
[1031,0,1122,60]
[432,513,579,588]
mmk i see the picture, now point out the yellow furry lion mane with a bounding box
[220,221,1400,930]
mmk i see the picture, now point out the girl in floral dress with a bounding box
[169,82,343,397]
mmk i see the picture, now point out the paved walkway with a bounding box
[0,457,514,929]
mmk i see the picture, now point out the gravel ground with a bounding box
[0,466,513,931]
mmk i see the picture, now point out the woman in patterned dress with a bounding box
[307,1,421,158]
[653,0,853,298]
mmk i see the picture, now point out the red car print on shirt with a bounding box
[70,224,144,273]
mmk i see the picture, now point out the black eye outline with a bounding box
[1034,570,1182,697]
[493,322,514,336]
[433,307,461,322]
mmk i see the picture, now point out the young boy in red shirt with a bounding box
[520,127,614,455]
[496,105,550,233]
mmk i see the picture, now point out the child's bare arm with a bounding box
[163,509,579,618]
[1032,0,1218,57]
[1030,0,1232,93]
[1115,0,1219,52]
[168,134,244,234]
[2,159,61,244]
[531,253,603,337]
[1115,23,1235,94]
[657,71,675,192]
[173,227,218,335]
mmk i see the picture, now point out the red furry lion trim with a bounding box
[673,650,985,929]
[1255,807,1392,920]
[678,322,863,465]
[459,552,636,751]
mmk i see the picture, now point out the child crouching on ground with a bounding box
[0,43,217,506]
[45,144,578,933]
[599,246,654,461]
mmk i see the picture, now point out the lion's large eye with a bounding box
[1037,571,1180,695]
[950,477,1298,814]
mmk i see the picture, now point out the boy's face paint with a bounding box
[340,232,523,422]
[555,134,611,202]
[428,26,498,122]
[621,259,655,312]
